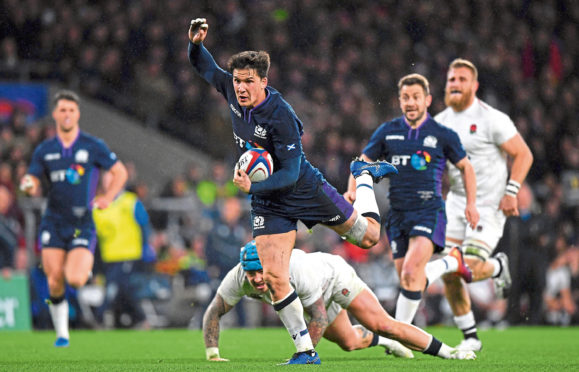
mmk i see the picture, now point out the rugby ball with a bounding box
[235,148,274,182]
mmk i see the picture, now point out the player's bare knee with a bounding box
[399,268,419,288]
[66,273,88,289]
[46,275,65,293]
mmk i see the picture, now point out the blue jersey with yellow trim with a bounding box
[188,42,325,200]
[27,131,118,222]
[363,115,466,211]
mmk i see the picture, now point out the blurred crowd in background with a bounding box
[0,0,577,329]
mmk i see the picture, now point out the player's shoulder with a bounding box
[35,136,58,150]
[476,99,512,123]
[78,131,106,145]
[31,136,59,157]
[268,89,298,120]
[375,117,404,133]
[428,116,458,137]
[222,263,246,287]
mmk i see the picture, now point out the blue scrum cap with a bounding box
[240,240,263,271]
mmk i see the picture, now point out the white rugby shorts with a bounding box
[444,192,507,259]
[325,256,371,324]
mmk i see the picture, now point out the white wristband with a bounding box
[206,347,220,360]
[505,180,521,197]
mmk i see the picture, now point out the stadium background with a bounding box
[0,0,577,331]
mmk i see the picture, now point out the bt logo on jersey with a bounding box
[411,151,431,171]
[65,164,85,185]
[391,155,411,166]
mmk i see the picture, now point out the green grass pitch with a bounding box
[1,327,578,371]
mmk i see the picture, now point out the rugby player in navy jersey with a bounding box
[188,18,397,365]
[20,90,128,347]
[345,74,479,325]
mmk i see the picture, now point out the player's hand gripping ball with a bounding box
[235,148,274,183]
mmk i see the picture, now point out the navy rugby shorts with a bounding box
[38,216,97,253]
[250,181,354,237]
[385,207,446,259]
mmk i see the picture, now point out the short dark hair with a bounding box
[52,89,80,108]
[398,73,430,95]
[227,51,270,79]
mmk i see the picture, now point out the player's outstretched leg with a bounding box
[493,252,511,299]
[280,350,321,365]
[350,157,398,183]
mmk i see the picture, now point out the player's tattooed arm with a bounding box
[303,297,328,347]
[203,294,233,347]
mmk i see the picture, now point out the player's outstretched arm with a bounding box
[303,297,329,347]
[455,156,479,228]
[202,294,233,361]
[189,18,208,45]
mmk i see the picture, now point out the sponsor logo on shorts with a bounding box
[41,231,51,245]
[253,216,265,230]
[341,288,350,297]
[328,215,341,222]
[476,225,483,232]
[391,241,397,254]
[414,225,432,234]
[72,238,89,246]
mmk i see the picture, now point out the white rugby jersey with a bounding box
[217,249,342,309]
[435,99,517,207]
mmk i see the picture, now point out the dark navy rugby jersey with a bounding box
[363,115,466,211]
[27,131,118,222]
[188,42,325,197]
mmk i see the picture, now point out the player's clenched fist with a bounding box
[189,18,208,44]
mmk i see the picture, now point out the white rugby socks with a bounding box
[48,298,70,340]
[273,290,314,352]
[395,289,422,324]
[353,173,380,221]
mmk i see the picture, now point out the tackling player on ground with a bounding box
[188,18,397,365]
[425,59,533,351]
[346,73,479,325]
[202,241,476,362]
[20,90,128,347]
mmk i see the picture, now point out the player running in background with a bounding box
[20,90,128,347]
[345,73,479,325]
[426,59,533,352]
[188,18,396,365]
[202,241,476,362]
